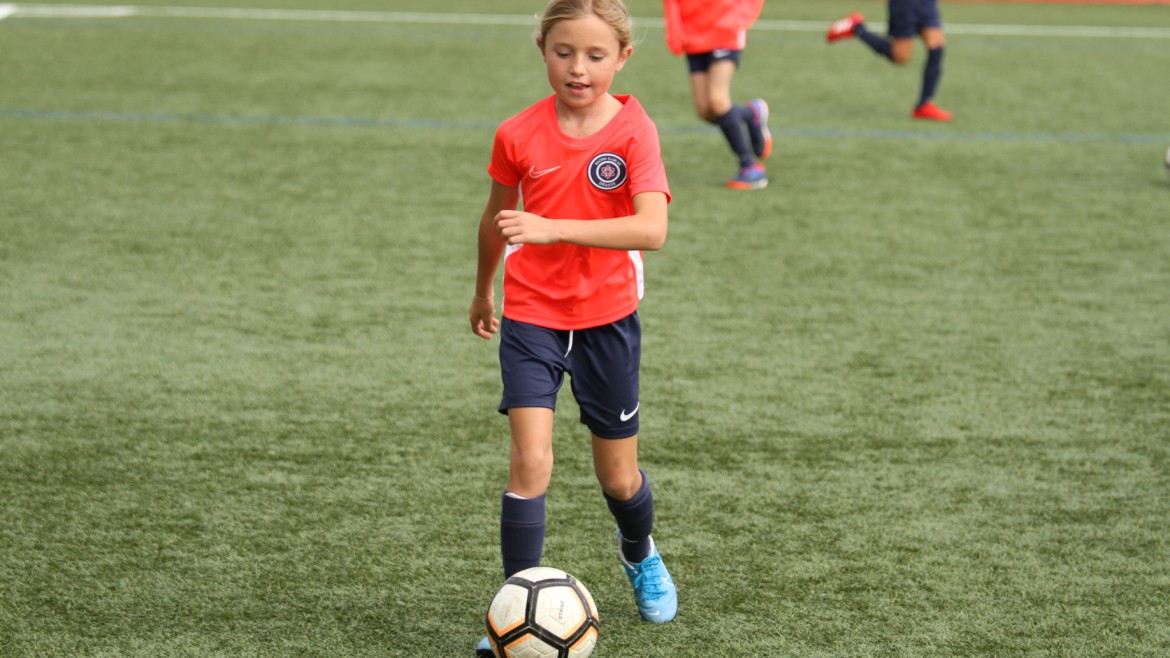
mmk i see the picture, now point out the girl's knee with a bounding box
[707,99,732,119]
[597,469,642,501]
[693,103,717,123]
[513,448,552,473]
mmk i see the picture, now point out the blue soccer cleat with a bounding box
[618,533,678,623]
[725,162,768,191]
[475,635,493,656]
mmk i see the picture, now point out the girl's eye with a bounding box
[589,55,603,62]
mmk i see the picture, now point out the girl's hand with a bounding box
[469,295,499,339]
[494,210,559,245]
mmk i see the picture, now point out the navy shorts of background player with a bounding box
[498,312,641,440]
[887,0,941,39]
[685,48,742,74]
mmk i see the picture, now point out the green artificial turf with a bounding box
[1,1,1168,656]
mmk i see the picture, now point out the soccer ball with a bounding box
[485,566,600,658]
[1164,145,1170,181]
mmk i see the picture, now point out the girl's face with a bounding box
[541,14,631,110]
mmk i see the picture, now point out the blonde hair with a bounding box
[535,0,633,50]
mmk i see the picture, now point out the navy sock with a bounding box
[500,492,545,578]
[714,106,755,168]
[605,470,654,564]
[918,47,944,108]
[854,23,893,60]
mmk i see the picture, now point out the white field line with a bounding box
[6,4,1170,39]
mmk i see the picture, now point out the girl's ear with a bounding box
[615,45,634,71]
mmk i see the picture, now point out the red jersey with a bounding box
[663,0,765,55]
[488,95,670,330]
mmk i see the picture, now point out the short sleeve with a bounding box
[488,126,521,187]
[626,114,671,204]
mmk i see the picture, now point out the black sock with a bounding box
[714,106,755,169]
[854,23,893,60]
[918,47,944,108]
[605,470,654,564]
[500,492,545,578]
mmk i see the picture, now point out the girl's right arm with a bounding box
[470,180,520,339]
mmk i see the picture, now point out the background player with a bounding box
[663,0,772,189]
[470,0,677,653]
[827,1,953,121]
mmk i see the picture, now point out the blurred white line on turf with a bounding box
[0,4,18,20]
[9,4,136,16]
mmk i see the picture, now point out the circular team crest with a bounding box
[587,152,627,191]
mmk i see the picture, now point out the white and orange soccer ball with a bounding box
[485,567,599,658]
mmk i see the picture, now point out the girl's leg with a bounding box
[688,71,713,121]
[500,407,554,577]
[704,60,755,169]
[507,407,554,497]
[853,21,895,60]
[889,37,915,65]
[592,434,652,562]
[593,433,678,623]
[916,28,946,106]
[699,61,735,120]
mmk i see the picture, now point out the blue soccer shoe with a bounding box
[726,162,768,190]
[618,533,678,623]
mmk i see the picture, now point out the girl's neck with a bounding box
[555,94,624,138]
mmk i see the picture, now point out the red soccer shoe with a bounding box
[912,101,953,122]
[827,13,864,43]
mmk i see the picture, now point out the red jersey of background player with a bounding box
[663,0,766,55]
[488,94,671,331]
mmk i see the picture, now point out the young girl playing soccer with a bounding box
[469,0,677,653]
[663,0,771,190]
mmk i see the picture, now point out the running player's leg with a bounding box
[478,323,564,654]
[496,319,570,578]
[705,58,755,170]
[593,434,649,561]
[570,314,677,623]
[854,19,895,60]
[687,53,764,189]
[912,25,951,119]
[502,407,553,576]
[593,435,677,622]
[687,66,713,121]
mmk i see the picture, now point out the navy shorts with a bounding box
[498,313,641,439]
[686,49,742,73]
[887,0,941,39]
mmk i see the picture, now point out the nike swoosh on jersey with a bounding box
[619,403,640,422]
[528,165,561,178]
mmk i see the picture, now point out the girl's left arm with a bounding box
[493,191,668,252]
